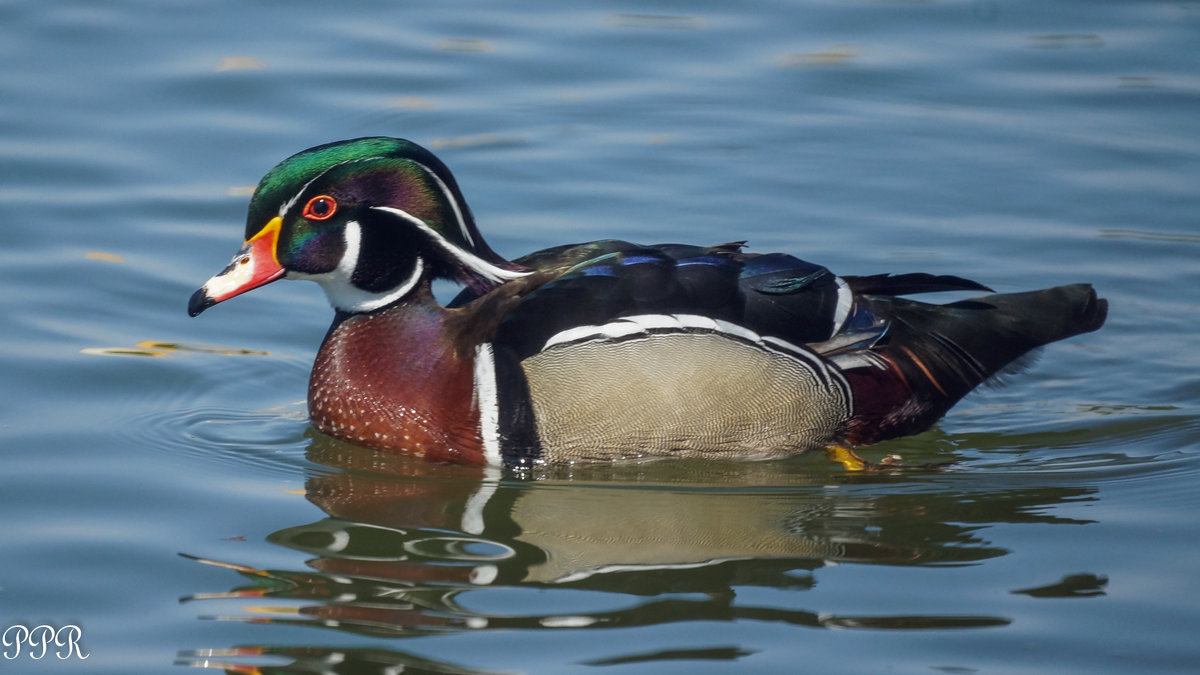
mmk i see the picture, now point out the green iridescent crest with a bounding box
[244,137,418,238]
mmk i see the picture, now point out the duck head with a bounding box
[188,137,526,317]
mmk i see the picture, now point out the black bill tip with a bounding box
[188,288,215,317]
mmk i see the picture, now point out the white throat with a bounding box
[289,220,425,314]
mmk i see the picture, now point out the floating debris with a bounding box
[434,38,494,53]
[1012,573,1108,598]
[85,251,125,263]
[388,95,437,110]
[608,13,706,30]
[215,56,264,72]
[779,45,857,68]
[81,341,270,358]
[429,133,524,150]
[1028,34,1104,49]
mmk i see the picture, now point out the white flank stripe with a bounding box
[543,313,776,352]
[370,206,529,283]
[543,323,612,349]
[709,317,765,344]
[473,342,503,467]
[832,276,853,335]
[539,313,851,397]
[555,557,747,584]
[829,352,888,371]
[621,314,678,331]
[600,321,645,340]
[672,314,719,331]
[760,335,834,379]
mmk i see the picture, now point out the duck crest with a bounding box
[308,290,485,464]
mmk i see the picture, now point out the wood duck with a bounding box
[189,137,1107,469]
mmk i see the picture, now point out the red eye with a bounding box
[302,195,337,220]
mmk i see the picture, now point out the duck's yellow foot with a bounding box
[825,444,873,471]
[824,444,953,472]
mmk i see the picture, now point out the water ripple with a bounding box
[123,404,312,478]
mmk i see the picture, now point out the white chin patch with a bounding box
[292,221,425,313]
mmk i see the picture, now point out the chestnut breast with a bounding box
[308,304,485,464]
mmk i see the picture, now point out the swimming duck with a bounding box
[189,137,1107,469]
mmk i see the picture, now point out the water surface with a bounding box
[2,0,1199,673]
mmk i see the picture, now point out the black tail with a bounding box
[847,284,1107,442]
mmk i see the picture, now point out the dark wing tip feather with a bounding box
[844,273,993,296]
[1080,288,1109,334]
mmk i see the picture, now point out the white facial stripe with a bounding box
[277,156,471,249]
[472,343,503,468]
[290,220,425,313]
[278,156,384,218]
[370,206,529,283]
[415,162,474,247]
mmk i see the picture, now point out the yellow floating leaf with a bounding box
[81,346,171,358]
[85,251,125,263]
[609,13,706,30]
[1028,34,1104,50]
[215,56,263,72]
[82,341,271,358]
[388,95,437,110]
[779,46,857,68]
[136,340,270,356]
[434,37,494,53]
[181,553,272,576]
[429,132,521,150]
[243,605,301,615]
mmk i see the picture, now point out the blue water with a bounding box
[2,0,1199,672]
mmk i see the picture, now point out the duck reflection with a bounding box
[182,434,1097,672]
[175,644,502,674]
